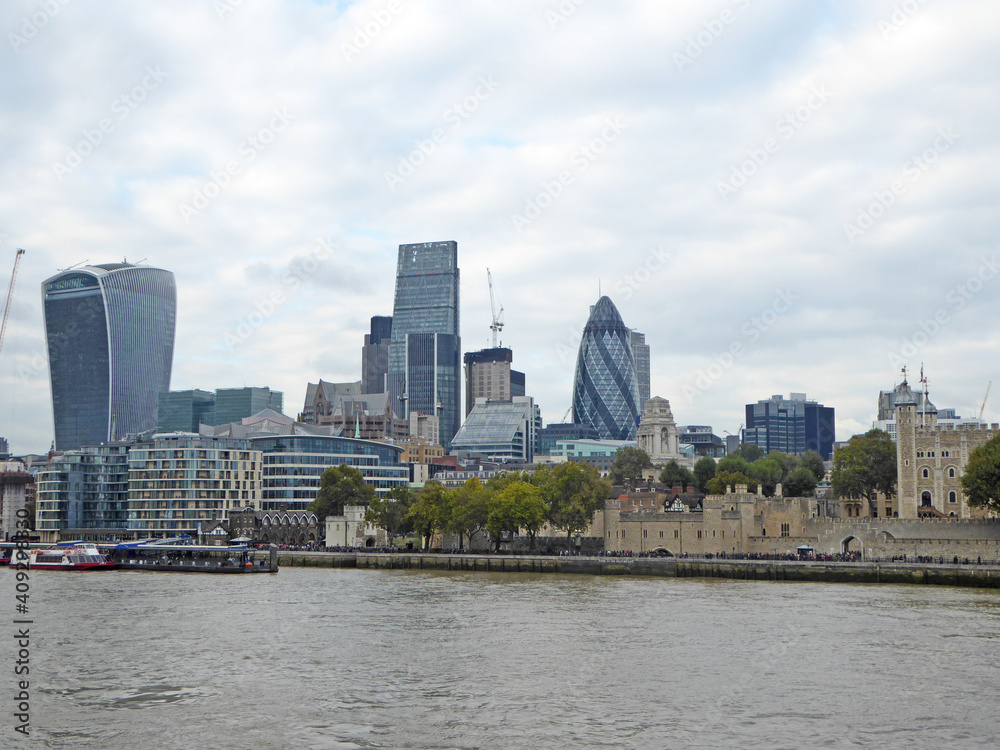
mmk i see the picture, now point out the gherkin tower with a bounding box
[571,296,640,441]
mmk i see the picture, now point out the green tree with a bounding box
[706,470,756,495]
[658,460,693,491]
[486,480,548,552]
[693,456,717,493]
[406,482,451,549]
[748,457,784,497]
[447,478,493,550]
[783,466,819,498]
[540,462,610,546]
[364,486,416,543]
[831,429,896,515]
[716,454,750,476]
[738,443,765,462]
[799,450,827,481]
[309,464,376,523]
[609,446,652,484]
[960,433,1000,513]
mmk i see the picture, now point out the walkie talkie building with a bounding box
[572,296,641,441]
[42,263,176,451]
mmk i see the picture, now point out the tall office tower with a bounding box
[362,315,392,394]
[42,263,176,451]
[572,296,640,441]
[388,241,461,448]
[742,393,836,460]
[212,387,283,426]
[630,330,650,415]
[156,389,216,433]
[463,347,526,416]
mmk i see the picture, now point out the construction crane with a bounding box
[980,381,991,421]
[0,248,25,360]
[487,268,504,347]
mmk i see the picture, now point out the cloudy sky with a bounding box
[1,0,999,455]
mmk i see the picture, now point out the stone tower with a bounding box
[636,397,682,464]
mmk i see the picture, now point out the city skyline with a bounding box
[2,1,999,455]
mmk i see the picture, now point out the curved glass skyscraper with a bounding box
[572,296,640,441]
[42,263,176,450]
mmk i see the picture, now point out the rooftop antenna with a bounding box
[58,259,89,273]
[919,364,928,427]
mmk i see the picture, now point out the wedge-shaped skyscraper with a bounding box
[42,262,176,450]
[572,296,640,441]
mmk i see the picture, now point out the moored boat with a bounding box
[11,543,117,571]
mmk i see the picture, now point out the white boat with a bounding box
[11,543,117,571]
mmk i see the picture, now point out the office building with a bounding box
[678,425,727,458]
[630,330,650,415]
[742,393,836,460]
[42,262,176,450]
[1,460,33,541]
[213,387,283,426]
[451,396,541,463]
[156,389,216,433]
[464,347,525,417]
[362,315,393,394]
[572,296,641,441]
[537,423,600,456]
[388,241,461,448]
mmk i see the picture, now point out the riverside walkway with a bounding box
[276,551,1000,588]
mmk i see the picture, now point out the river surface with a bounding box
[3,567,999,749]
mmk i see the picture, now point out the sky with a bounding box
[1,0,999,455]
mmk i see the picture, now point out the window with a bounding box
[949,491,957,504]
[780,523,790,538]
[673,530,678,539]
[948,468,956,478]
[922,468,930,478]
[697,530,702,539]
[659,531,664,538]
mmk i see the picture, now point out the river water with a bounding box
[4,567,999,749]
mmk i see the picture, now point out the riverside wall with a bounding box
[277,552,1000,589]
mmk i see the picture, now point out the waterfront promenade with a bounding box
[277,550,1000,588]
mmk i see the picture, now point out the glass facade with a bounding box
[451,397,540,462]
[743,394,836,460]
[156,389,216,433]
[36,443,136,535]
[43,263,176,450]
[388,241,461,447]
[249,435,409,511]
[572,296,640,441]
[212,387,283,426]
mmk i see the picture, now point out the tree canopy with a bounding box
[960,433,1000,513]
[541,461,610,543]
[831,429,896,511]
[610,446,652,484]
[309,464,376,523]
[659,460,693,491]
[486,480,548,552]
[364,486,416,541]
[693,456,717,493]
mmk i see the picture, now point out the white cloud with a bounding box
[2,0,1000,454]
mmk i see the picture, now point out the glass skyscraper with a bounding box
[743,393,836,460]
[572,296,640,441]
[42,262,176,450]
[388,241,461,448]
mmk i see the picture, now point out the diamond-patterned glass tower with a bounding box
[572,296,640,441]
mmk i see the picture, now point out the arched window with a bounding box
[922,468,930,478]
[948,467,956,478]
[921,491,932,507]
[949,491,957,504]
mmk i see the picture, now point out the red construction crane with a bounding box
[0,248,25,360]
